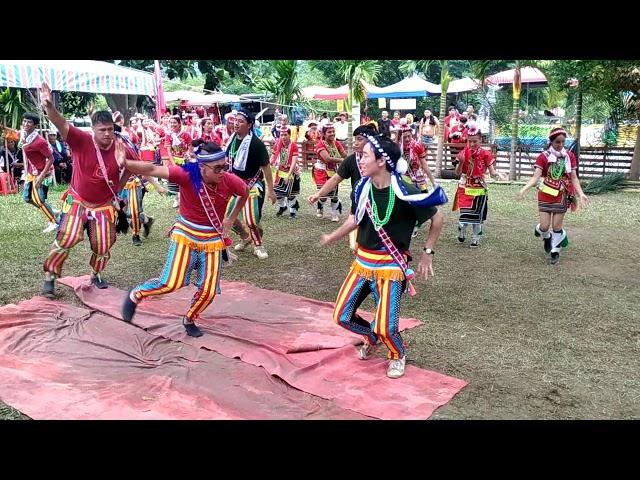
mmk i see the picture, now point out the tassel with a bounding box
[170,233,225,252]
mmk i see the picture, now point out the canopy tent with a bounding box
[366,74,440,99]
[447,77,483,94]
[0,60,156,96]
[485,67,547,87]
[164,90,240,105]
[301,84,349,100]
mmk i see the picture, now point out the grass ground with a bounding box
[1,172,639,419]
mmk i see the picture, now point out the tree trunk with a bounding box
[103,94,139,122]
[435,61,449,178]
[574,90,583,166]
[630,123,640,180]
[509,63,521,181]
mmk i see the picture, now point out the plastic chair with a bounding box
[0,172,17,195]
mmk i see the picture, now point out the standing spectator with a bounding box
[319,112,330,128]
[419,109,439,145]
[391,111,401,127]
[48,131,72,184]
[378,110,391,137]
[334,112,349,142]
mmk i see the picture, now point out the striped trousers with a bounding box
[119,180,145,235]
[43,199,116,277]
[131,218,223,321]
[226,179,265,247]
[23,178,57,224]
[333,267,406,360]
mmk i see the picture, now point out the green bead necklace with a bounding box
[369,186,395,230]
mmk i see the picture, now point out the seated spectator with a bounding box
[47,131,72,184]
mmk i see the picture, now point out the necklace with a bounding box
[228,136,239,160]
[549,157,565,180]
[369,185,395,230]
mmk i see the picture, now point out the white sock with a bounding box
[277,197,286,208]
[458,222,468,235]
[536,223,551,239]
[288,197,297,213]
[472,224,482,241]
[551,229,566,253]
[331,200,340,215]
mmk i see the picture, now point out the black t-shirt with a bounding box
[378,118,391,137]
[352,182,437,252]
[337,153,362,202]
[230,134,270,180]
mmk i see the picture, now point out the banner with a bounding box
[389,98,416,110]
[378,98,386,109]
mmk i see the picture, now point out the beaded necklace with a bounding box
[369,185,395,230]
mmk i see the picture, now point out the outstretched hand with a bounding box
[114,139,128,169]
[320,234,334,246]
[40,82,53,109]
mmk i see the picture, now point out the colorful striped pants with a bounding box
[226,179,265,247]
[23,178,57,224]
[333,269,406,360]
[43,200,116,277]
[131,237,223,322]
[119,180,145,236]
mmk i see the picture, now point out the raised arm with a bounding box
[40,82,69,140]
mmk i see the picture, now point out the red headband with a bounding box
[549,129,567,140]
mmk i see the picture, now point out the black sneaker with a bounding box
[470,239,480,248]
[543,236,552,253]
[143,216,154,238]
[122,292,137,322]
[550,252,560,265]
[183,318,203,337]
[276,206,287,217]
[91,273,108,289]
[132,235,142,246]
[42,279,56,299]
[457,225,465,243]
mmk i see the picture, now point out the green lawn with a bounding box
[1,173,639,419]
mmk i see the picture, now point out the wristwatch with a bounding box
[423,248,434,255]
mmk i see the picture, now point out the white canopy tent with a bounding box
[0,60,156,96]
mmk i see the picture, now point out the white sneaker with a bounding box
[43,222,58,233]
[357,342,377,360]
[234,238,252,251]
[253,245,269,259]
[52,208,61,217]
[316,209,323,218]
[331,215,339,222]
[172,199,179,208]
[386,357,406,379]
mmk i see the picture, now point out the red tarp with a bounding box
[0,277,467,420]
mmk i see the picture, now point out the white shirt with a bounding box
[334,121,349,140]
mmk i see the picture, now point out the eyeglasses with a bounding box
[200,163,228,173]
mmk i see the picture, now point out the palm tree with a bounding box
[509,61,522,181]
[256,60,303,117]
[400,60,451,177]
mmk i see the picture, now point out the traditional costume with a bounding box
[313,123,346,221]
[271,126,301,218]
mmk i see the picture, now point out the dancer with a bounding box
[452,126,507,248]
[271,125,301,218]
[516,127,589,264]
[225,110,276,260]
[313,123,347,222]
[321,134,446,378]
[39,82,132,297]
[120,141,249,337]
[19,112,59,233]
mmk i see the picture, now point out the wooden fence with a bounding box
[262,139,635,180]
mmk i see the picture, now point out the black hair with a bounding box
[353,122,378,137]
[170,115,182,124]
[369,134,401,172]
[237,110,255,126]
[422,110,436,126]
[22,112,40,126]
[113,124,122,132]
[91,111,114,126]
